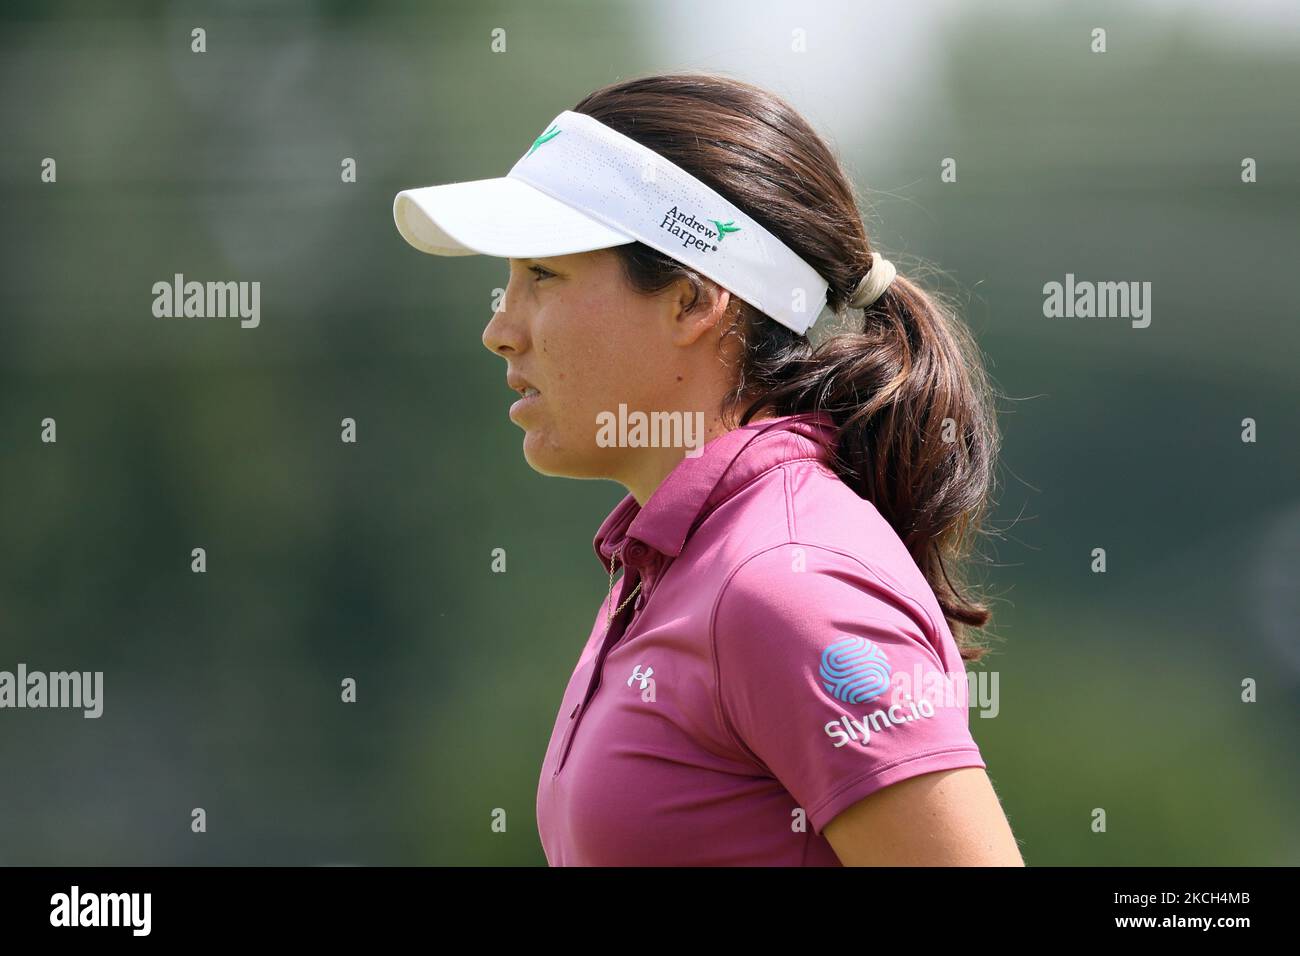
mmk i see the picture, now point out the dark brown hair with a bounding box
[571,72,1002,661]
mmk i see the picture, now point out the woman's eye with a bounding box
[528,265,554,282]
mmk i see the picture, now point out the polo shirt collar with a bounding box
[592,410,838,573]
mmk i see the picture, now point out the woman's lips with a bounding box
[509,388,541,418]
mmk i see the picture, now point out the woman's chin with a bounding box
[520,428,607,479]
[520,427,565,476]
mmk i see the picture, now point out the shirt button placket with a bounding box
[553,549,645,778]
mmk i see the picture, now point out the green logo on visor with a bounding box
[527,125,561,156]
[710,219,741,241]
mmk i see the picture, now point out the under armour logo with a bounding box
[628,664,656,702]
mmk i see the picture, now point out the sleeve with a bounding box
[711,543,987,836]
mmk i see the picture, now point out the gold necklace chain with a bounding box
[603,547,644,639]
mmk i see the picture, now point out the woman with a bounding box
[393,72,1023,866]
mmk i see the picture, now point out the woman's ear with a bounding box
[668,276,731,347]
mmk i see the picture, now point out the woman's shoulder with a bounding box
[703,460,956,661]
[712,456,934,610]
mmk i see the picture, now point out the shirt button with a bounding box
[623,541,650,565]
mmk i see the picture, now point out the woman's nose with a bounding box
[483,278,529,356]
[482,309,506,355]
[482,303,516,356]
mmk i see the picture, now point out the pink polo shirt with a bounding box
[535,410,986,865]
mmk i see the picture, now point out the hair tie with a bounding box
[848,255,896,309]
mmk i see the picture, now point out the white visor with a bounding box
[393,109,830,335]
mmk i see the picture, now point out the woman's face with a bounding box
[482,248,736,490]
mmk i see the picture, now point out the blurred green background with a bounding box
[1,0,1297,865]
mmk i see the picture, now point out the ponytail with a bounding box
[727,265,1001,662]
